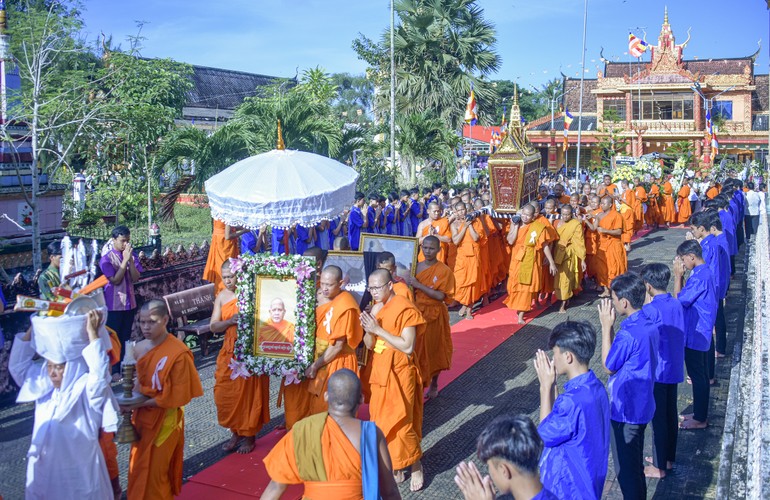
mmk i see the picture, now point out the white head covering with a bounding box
[30,307,111,364]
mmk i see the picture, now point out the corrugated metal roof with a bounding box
[185,65,295,110]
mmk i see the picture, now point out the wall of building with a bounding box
[0,192,62,238]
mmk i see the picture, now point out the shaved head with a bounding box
[369,268,392,284]
[326,368,362,413]
[303,246,327,273]
[321,265,343,282]
[520,204,535,216]
[423,235,440,246]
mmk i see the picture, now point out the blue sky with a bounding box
[80,0,767,88]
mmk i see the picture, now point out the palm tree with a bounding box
[396,111,460,183]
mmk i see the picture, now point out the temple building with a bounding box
[526,9,768,171]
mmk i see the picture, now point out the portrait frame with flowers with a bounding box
[230,253,317,378]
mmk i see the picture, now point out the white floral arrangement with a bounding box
[230,254,316,378]
[612,164,637,183]
[635,157,663,180]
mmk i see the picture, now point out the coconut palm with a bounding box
[396,111,460,183]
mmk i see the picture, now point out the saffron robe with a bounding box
[264,414,369,499]
[503,218,549,312]
[308,291,363,415]
[553,219,586,301]
[417,217,452,264]
[706,186,719,199]
[129,335,203,500]
[214,298,270,437]
[538,216,559,296]
[633,186,647,231]
[414,262,455,380]
[471,218,492,298]
[676,185,693,224]
[646,184,662,226]
[619,203,635,244]
[369,295,425,470]
[661,182,676,223]
[597,183,617,198]
[203,220,240,290]
[452,223,480,306]
[100,328,122,480]
[584,210,601,279]
[595,209,627,287]
[483,214,508,284]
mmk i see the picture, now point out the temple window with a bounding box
[712,100,733,121]
[631,92,694,120]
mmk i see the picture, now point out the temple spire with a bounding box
[663,6,669,26]
[509,84,521,128]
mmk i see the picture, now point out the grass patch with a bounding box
[158,204,213,248]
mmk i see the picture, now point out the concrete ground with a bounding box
[0,226,744,499]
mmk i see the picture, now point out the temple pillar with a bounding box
[693,93,702,131]
[625,92,633,128]
[548,130,557,170]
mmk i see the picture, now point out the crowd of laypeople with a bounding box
[13,168,763,499]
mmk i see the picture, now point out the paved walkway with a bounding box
[0,226,745,499]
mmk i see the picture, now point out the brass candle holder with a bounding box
[114,363,147,444]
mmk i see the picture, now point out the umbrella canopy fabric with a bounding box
[205,149,359,229]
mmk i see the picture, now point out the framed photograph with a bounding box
[324,251,367,308]
[359,233,419,278]
[230,254,317,377]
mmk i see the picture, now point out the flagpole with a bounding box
[575,0,588,190]
[390,0,397,182]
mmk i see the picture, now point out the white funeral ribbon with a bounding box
[151,356,168,391]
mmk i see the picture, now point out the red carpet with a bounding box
[179,297,547,499]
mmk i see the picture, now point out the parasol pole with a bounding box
[276,119,286,150]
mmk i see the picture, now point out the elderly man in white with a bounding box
[10,309,118,499]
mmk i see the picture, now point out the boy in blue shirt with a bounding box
[598,272,658,500]
[674,239,717,431]
[348,192,366,251]
[534,321,610,499]
[455,414,557,500]
[640,264,686,479]
[705,210,731,357]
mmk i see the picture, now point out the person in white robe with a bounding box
[10,309,116,500]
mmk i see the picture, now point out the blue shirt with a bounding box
[294,225,314,256]
[383,204,397,235]
[539,370,610,500]
[718,210,737,256]
[240,231,258,255]
[366,205,378,233]
[643,294,686,384]
[701,234,729,300]
[408,199,422,236]
[677,263,717,351]
[605,309,659,424]
[348,206,364,251]
[271,228,294,255]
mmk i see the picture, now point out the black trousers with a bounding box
[736,217,745,248]
[715,299,727,354]
[106,308,137,374]
[651,382,678,469]
[684,347,710,422]
[746,215,760,238]
[611,420,647,500]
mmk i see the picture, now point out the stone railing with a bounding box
[0,242,211,395]
[717,211,770,498]
[632,119,696,133]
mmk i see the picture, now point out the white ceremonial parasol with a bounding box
[205,125,358,229]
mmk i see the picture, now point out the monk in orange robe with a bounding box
[376,252,415,302]
[415,203,452,264]
[125,300,204,500]
[536,202,559,305]
[450,202,480,320]
[361,269,426,491]
[258,299,296,351]
[211,261,270,454]
[407,235,455,400]
[203,220,246,290]
[262,369,400,500]
[646,182,662,228]
[661,178,677,226]
[503,204,557,324]
[676,179,693,224]
[582,196,601,284]
[471,209,492,304]
[706,181,720,199]
[619,180,637,246]
[633,178,647,231]
[586,197,627,297]
[472,203,506,286]
[553,205,586,313]
[304,266,364,415]
[597,174,617,198]
[100,327,122,499]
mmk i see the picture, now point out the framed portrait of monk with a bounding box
[359,234,419,279]
[324,251,367,308]
[254,277,298,358]
[229,253,316,377]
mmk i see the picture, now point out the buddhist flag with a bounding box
[465,86,478,125]
[706,109,713,136]
[628,33,649,58]
[563,109,573,149]
[500,106,507,134]
[712,126,719,157]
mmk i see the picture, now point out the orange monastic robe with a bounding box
[392,280,415,303]
[661,182,676,223]
[676,185,692,224]
[584,209,601,279]
[414,261,455,380]
[203,220,240,290]
[538,216,559,295]
[706,186,719,199]
[308,291,363,415]
[264,414,367,499]
[553,218,586,301]
[129,335,203,500]
[369,295,425,470]
[483,214,507,284]
[452,224,480,306]
[646,185,662,226]
[633,186,647,231]
[595,209,627,287]
[100,329,121,481]
[619,203,635,244]
[472,218,491,298]
[503,218,550,312]
[417,218,452,264]
[214,298,270,437]
[597,184,617,198]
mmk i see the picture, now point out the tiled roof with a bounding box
[604,57,754,79]
[753,74,768,113]
[185,65,295,110]
[528,116,597,132]
[563,78,598,112]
